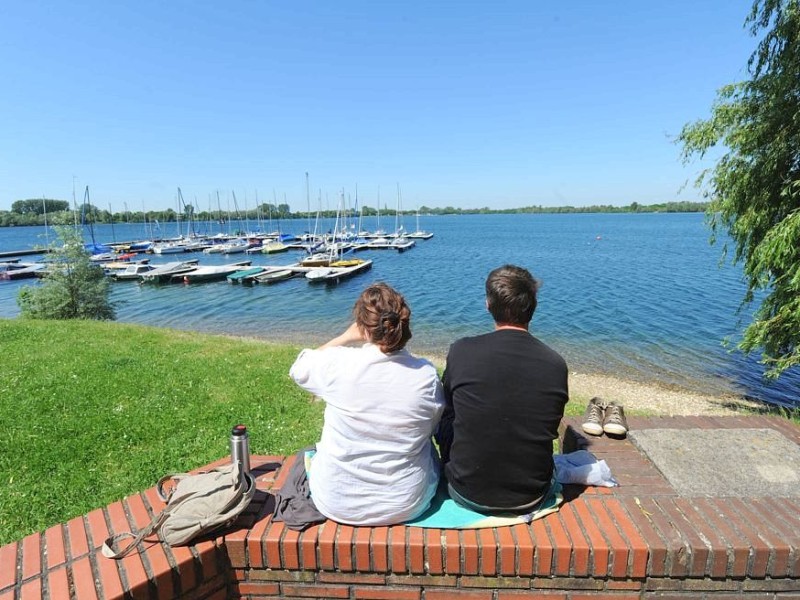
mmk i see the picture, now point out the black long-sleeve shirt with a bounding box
[442,329,568,510]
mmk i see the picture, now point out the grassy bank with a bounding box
[0,318,324,545]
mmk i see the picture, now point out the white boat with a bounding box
[177,261,252,283]
[111,264,156,281]
[390,237,416,252]
[0,262,46,280]
[221,239,250,254]
[306,259,372,284]
[140,260,200,283]
[405,209,434,239]
[151,240,189,254]
[261,240,288,254]
[254,268,297,284]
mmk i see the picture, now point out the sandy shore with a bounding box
[419,352,764,416]
[566,371,765,416]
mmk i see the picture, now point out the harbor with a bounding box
[1,213,798,409]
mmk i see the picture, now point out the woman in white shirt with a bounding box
[289,283,445,526]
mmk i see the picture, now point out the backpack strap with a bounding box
[102,464,255,559]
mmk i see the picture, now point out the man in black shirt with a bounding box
[435,264,568,514]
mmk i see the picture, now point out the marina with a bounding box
[0,213,798,408]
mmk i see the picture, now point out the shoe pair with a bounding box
[581,397,628,437]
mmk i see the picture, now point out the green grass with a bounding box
[0,318,324,546]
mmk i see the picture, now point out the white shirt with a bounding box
[289,343,445,525]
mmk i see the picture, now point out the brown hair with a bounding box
[354,283,412,353]
[485,264,540,326]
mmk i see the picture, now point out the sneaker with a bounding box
[581,397,606,436]
[602,401,629,436]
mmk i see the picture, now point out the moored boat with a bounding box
[140,259,200,284]
[178,261,252,283]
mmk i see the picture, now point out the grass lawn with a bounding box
[0,318,323,546]
[0,317,591,546]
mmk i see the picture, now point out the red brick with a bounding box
[443,529,460,575]
[726,498,788,579]
[238,580,280,595]
[20,577,41,600]
[195,539,220,580]
[336,525,355,572]
[708,499,769,579]
[530,518,553,576]
[425,529,444,575]
[572,594,640,600]
[264,520,286,569]
[496,526,516,576]
[282,583,350,598]
[461,530,479,575]
[558,504,590,576]
[546,510,573,576]
[71,556,100,600]
[0,591,13,600]
[372,527,389,573]
[619,497,667,577]
[353,587,421,600]
[317,572,386,584]
[67,516,90,559]
[571,500,609,577]
[765,497,800,576]
[283,528,302,570]
[497,593,567,600]
[477,528,497,576]
[407,527,424,574]
[426,591,493,600]
[743,498,793,577]
[317,521,337,571]
[639,497,689,578]
[586,498,631,579]
[511,524,534,576]
[299,524,321,570]
[692,498,750,577]
[661,498,711,577]
[140,487,197,593]
[20,533,41,583]
[86,507,112,551]
[0,541,17,591]
[96,548,126,600]
[603,498,649,578]
[246,508,273,569]
[271,453,297,491]
[140,539,175,600]
[44,524,67,569]
[389,526,407,573]
[354,527,372,572]
[46,566,70,600]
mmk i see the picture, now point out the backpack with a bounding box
[102,462,256,559]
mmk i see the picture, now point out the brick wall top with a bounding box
[1,415,799,599]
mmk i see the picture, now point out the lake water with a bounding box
[1,213,798,408]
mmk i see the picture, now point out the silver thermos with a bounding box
[230,424,251,476]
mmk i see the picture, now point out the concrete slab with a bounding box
[628,428,800,497]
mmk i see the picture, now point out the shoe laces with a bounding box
[605,403,625,423]
[586,401,605,421]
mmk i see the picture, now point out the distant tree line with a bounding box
[0,198,708,227]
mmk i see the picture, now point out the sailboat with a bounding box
[406,207,434,240]
[389,184,415,252]
[306,194,371,282]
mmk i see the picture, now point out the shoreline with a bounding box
[419,351,766,417]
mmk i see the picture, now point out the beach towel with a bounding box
[405,478,563,529]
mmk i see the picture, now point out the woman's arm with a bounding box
[317,322,367,350]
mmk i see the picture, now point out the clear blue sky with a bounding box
[0,1,756,212]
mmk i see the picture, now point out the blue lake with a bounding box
[1,213,798,408]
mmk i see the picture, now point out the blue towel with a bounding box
[405,479,563,529]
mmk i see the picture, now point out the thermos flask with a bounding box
[230,424,251,476]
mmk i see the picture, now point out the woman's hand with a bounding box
[317,322,366,350]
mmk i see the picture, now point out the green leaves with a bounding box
[16,225,116,320]
[679,0,800,378]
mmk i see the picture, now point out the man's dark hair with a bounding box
[485,264,540,326]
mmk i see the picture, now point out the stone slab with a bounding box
[628,428,800,497]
